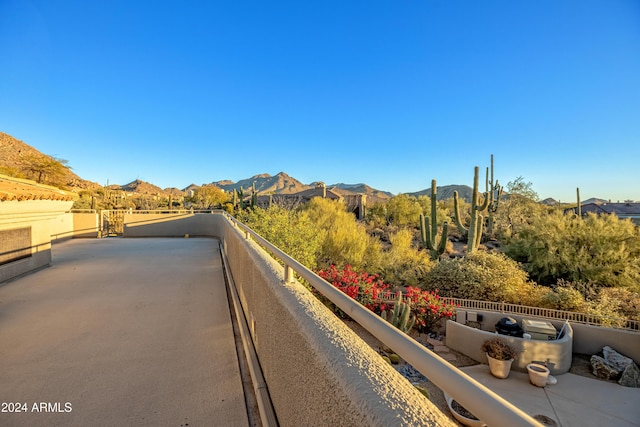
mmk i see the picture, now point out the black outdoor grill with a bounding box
[495,316,524,337]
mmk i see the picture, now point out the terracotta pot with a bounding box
[486,354,513,379]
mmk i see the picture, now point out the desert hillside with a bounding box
[0,132,97,190]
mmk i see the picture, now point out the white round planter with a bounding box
[527,363,550,387]
[444,392,487,427]
[486,354,514,379]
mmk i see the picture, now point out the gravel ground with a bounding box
[343,320,476,425]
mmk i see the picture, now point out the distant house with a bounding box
[565,202,640,225]
[253,183,367,218]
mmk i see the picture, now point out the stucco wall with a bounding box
[50,211,74,241]
[123,212,221,237]
[221,221,453,427]
[445,320,573,375]
[451,310,640,364]
[0,200,74,283]
[122,212,453,425]
[72,213,99,238]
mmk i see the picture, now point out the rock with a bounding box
[602,346,634,372]
[396,363,428,383]
[426,337,442,347]
[591,355,620,380]
[618,363,640,388]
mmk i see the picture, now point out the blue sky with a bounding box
[1,1,639,202]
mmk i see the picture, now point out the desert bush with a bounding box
[593,287,640,321]
[299,198,381,271]
[383,194,423,228]
[237,206,321,270]
[365,202,389,228]
[539,285,588,312]
[492,177,545,242]
[422,251,536,304]
[506,211,640,291]
[377,228,433,289]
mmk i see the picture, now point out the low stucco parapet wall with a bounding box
[0,200,74,283]
[452,309,640,364]
[71,213,99,238]
[569,322,640,363]
[446,320,573,375]
[123,212,222,237]
[222,221,454,427]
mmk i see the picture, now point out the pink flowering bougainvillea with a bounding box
[317,264,391,315]
[317,265,457,333]
[405,286,456,333]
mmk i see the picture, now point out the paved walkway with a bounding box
[0,238,249,427]
[461,365,640,427]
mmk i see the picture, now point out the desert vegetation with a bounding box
[235,171,639,330]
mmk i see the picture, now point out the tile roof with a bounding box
[0,174,76,202]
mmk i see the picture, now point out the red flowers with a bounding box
[318,265,390,315]
[317,265,456,333]
[405,286,456,332]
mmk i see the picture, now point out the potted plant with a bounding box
[481,337,517,379]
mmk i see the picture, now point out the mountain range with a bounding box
[0,131,615,204]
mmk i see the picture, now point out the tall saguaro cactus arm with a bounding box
[486,154,503,237]
[251,182,257,208]
[576,187,582,217]
[419,179,449,259]
[453,166,489,253]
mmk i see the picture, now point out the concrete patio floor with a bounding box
[460,364,640,427]
[0,238,249,427]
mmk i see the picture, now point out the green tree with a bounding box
[384,194,422,228]
[21,154,70,186]
[493,177,545,242]
[189,186,229,209]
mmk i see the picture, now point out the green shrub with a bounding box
[377,228,432,289]
[506,211,640,291]
[593,287,640,321]
[300,198,380,271]
[237,206,321,271]
[539,285,588,312]
[422,251,535,304]
[383,194,423,228]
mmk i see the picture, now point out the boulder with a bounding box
[602,346,634,372]
[618,363,640,388]
[591,355,620,380]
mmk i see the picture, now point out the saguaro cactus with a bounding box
[419,179,449,259]
[454,166,489,253]
[576,187,582,217]
[251,182,257,208]
[237,187,245,210]
[485,154,503,237]
[381,292,416,334]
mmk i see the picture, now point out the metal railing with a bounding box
[223,212,541,427]
[446,298,639,331]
